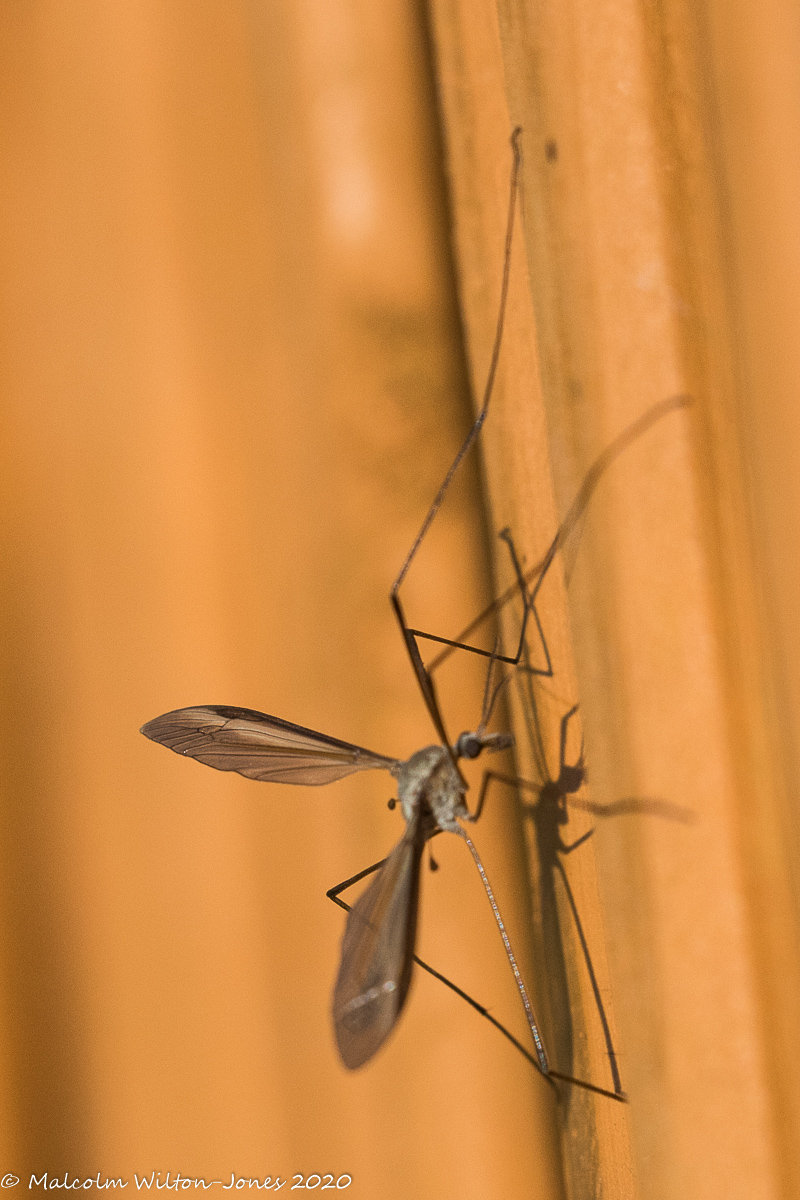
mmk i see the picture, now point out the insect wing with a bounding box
[332,813,425,1069]
[140,705,399,785]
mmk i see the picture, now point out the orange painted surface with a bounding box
[0,2,558,1197]
[431,0,800,1196]
[2,2,800,1198]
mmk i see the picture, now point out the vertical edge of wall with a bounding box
[429,0,800,1197]
[427,2,639,1196]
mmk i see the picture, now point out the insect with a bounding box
[142,131,548,1080]
[141,126,688,1096]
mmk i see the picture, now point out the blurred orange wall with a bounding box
[0,1,559,1197]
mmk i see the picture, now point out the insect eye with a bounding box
[456,732,481,759]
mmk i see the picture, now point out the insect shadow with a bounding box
[471,582,694,1101]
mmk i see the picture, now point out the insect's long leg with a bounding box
[404,526,537,671]
[408,955,554,1084]
[326,856,389,909]
[427,557,538,674]
[455,827,549,1075]
[326,836,626,1101]
[477,651,514,734]
[456,827,625,1104]
[323,827,450,908]
[477,639,501,727]
[472,768,532,823]
[390,129,523,750]
[426,393,692,675]
[400,524,549,765]
[413,953,624,1102]
[390,594,457,766]
[391,128,522,602]
[325,842,555,1084]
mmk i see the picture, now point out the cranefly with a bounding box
[142,132,543,1080]
[141,130,687,1099]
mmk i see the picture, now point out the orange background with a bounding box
[3,1,800,1198]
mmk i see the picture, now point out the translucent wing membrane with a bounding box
[332,811,425,1068]
[140,706,399,786]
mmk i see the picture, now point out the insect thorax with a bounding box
[393,744,467,831]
